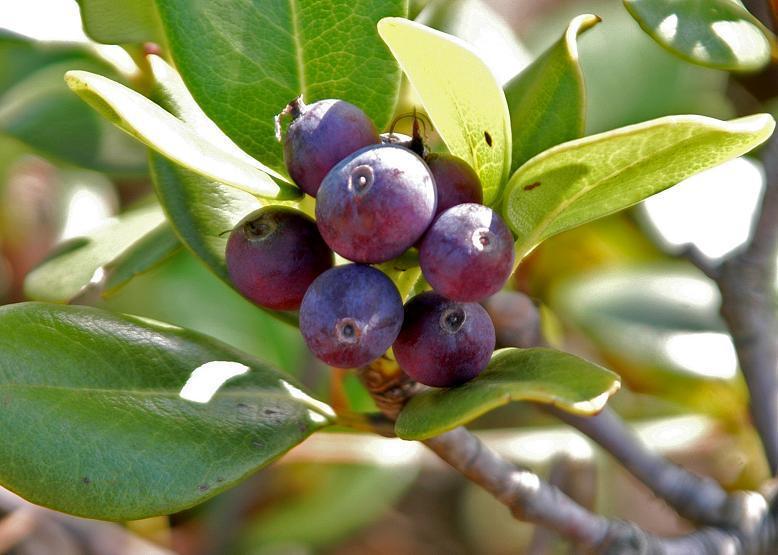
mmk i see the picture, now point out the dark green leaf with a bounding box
[155,0,406,174]
[395,347,621,440]
[504,14,599,172]
[0,302,333,520]
[503,114,774,262]
[75,0,164,45]
[624,0,773,72]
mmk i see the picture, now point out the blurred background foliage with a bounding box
[0,0,773,553]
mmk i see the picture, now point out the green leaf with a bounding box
[504,14,599,172]
[0,302,333,520]
[75,0,164,45]
[504,113,775,262]
[102,223,180,296]
[395,348,621,440]
[64,70,300,200]
[623,0,774,72]
[378,17,511,204]
[0,37,146,175]
[415,0,531,85]
[24,203,167,303]
[155,0,406,174]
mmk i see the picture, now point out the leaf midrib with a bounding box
[0,382,314,404]
[288,0,308,98]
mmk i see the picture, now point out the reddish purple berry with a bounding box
[420,204,515,302]
[425,153,483,217]
[316,144,437,263]
[393,292,495,387]
[299,264,403,368]
[225,207,333,311]
[279,97,379,197]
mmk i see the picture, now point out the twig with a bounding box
[546,406,759,529]
[686,130,778,475]
[356,363,778,554]
[526,455,597,555]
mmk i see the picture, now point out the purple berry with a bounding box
[420,204,515,302]
[316,144,437,263]
[280,97,379,197]
[425,153,483,217]
[225,207,333,311]
[482,291,542,348]
[299,264,403,368]
[393,292,495,387]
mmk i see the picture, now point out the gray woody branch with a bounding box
[686,128,778,475]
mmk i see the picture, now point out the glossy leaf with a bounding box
[24,203,167,303]
[504,114,775,262]
[378,17,511,204]
[0,36,146,176]
[65,70,299,200]
[0,303,333,520]
[396,348,620,440]
[102,223,181,296]
[504,14,599,172]
[415,0,531,84]
[155,0,406,174]
[624,0,773,72]
[75,0,164,45]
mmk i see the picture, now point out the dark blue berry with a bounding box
[299,264,403,368]
[225,207,333,311]
[280,97,379,197]
[420,204,515,302]
[393,292,495,387]
[316,144,437,263]
[425,153,483,217]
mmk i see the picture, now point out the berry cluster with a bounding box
[226,97,516,387]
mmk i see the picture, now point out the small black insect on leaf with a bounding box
[484,131,493,147]
[523,182,541,191]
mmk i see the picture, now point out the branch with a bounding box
[687,130,778,475]
[356,364,777,554]
[546,406,759,529]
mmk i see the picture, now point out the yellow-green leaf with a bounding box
[504,114,775,262]
[24,203,166,303]
[395,348,621,440]
[75,0,164,45]
[378,17,511,204]
[65,70,299,201]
